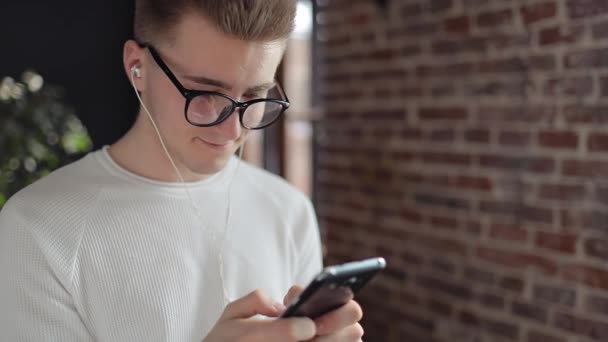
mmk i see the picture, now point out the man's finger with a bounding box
[312,323,364,342]
[283,285,305,306]
[244,317,317,341]
[314,300,363,336]
[221,289,284,320]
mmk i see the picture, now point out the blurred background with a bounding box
[3,0,608,341]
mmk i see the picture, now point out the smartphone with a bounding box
[281,257,386,319]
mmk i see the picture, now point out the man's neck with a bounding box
[108,115,210,183]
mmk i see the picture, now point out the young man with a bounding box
[0,1,364,341]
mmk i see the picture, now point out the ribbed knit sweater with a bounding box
[0,147,322,341]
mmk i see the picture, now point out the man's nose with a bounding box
[213,107,242,140]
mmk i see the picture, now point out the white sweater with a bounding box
[0,147,323,341]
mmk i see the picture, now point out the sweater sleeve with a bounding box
[292,197,324,287]
[0,199,93,341]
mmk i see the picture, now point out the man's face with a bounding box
[140,13,285,177]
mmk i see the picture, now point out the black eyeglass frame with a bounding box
[138,43,291,130]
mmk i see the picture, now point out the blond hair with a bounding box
[134,0,297,44]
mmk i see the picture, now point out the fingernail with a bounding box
[293,318,316,339]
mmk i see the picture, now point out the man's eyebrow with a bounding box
[182,75,276,93]
[182,75,233,90]
[246,82,277,93]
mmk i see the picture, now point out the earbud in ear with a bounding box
[131,65,141,78]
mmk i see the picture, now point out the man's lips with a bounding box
[195,137,232,150]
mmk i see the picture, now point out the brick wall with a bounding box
[314,0,608,341]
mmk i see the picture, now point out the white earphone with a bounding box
[128,61,245,307]
[131,65,141,78]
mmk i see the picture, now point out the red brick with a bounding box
[368,48,398,62]
[588,132,608,152]
[455,176,493,192]
[593,20,608,39]
[430,257,456,274]
[388,23,439,39]
[535,232,578,254]
[585,238,608,261]
[430,215,459,230]
[400,2,423,19]
[499,130,532,146]
[465,129,491,143]
[479,56,556,73]
[479,155,555,174]
[585,295,608,317]
[485,33,532,49]
[400,128,423,141]
[533,284,576,307]
[400,207,423,223]
[427,298,453,317]
[565,48,608,69]
[553,312,608,340]
[484,317,520,339]
[561,209,608,233]
[500,276,525,294]
[527,330,567,342]
[427,128,455,142]
[419,107,468,121]
[466,221,483,236]
[360,69,407,81]
[489,223,528,242]
[562,159,608,178]
[477,247,558,275]
[478,106,556,124]
[464,266,495,285]
[521,2,557,25]
[459,310,481,326]
[429,0,453,13]
[477,9,514,27]
[538,183,586,201]
[391,150,414,161]
[360,109,405,121]
[432,38,486,55]
[419,151,472,166]
[512,301,548,323]
[538,131,579,150]
[562,265,608,290]
[417,63,474,78]
[401,250,424,266]
[415,235,468,256]
[414,193,470,210]
[399,86,423,98]
[544,76,593,96]
[467,79,526,97]
[348,12,371,26]
[564,105,608,124]
[567,0,608,19]
[479,292,504,309]
[417,276,473,299]
[444,15,471,34]
[540,26,585,45]
[400,172,424,183]
[596,186,608,205]
[476,204,542,224]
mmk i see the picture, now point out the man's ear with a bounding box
[123,40,146,91]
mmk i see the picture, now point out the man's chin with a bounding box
[186,155,233,178]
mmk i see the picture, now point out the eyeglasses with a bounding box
[140,43,290,130]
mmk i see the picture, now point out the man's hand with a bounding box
[284,286,364,341]
[203,290,316,342]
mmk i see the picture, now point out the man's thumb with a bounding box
[221,290,284,320]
